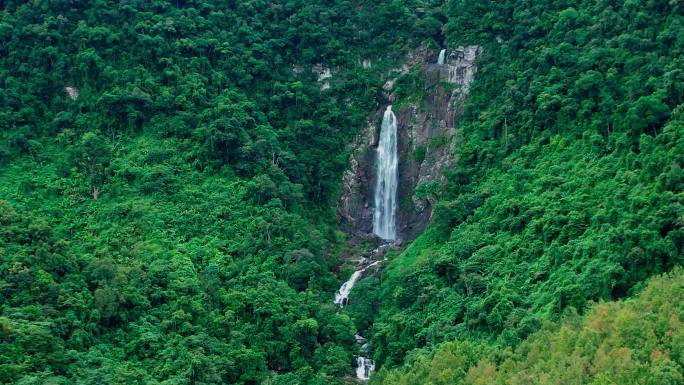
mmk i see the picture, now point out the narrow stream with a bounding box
[334,260,379,381]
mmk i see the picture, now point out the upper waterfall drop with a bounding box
[373,106,398,240]
[437,49,446,65]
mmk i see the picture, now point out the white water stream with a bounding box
[334,260,381,307]
[334,244,394,380]
[372,106,398,240]
[334,258,381,381]
[437,49,447,65]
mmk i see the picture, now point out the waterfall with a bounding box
[334,262,380,380]
[333,245,393,380]
[334,270,362,307]
[356,357,375,381]
[334,260,381,307]
[437,49,446,65]
[373,106,398,240]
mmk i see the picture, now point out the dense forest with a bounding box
[1,0,683,384]
[364,0,684,369]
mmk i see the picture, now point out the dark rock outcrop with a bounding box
[338,118,379,237]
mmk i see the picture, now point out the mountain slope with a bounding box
[360,0,684,371]
[372,267,684,385]
[0,0,682,384]
[0,1,420,383]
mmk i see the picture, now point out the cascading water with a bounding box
[334,260,380,381]
[334,260,381,307]
[333,245,391,380]
[373,106,398,240]
[437,49,447,65]
[356,357,375,381]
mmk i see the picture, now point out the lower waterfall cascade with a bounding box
[333,243,392,380]
[334,260,381,307]
[356,357,375,381]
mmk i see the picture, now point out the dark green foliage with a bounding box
[372,269,684,385]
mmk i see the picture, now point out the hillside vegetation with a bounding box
[1,0,683,384]
[361,0,684,374]
[372,268,684,385]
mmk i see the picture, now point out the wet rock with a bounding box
[445,45,482,93]
[338,119,378,237]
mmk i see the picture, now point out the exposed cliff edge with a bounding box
[338,45,482,240]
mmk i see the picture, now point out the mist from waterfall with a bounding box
[373,106,398,240]
[437,49,446,65]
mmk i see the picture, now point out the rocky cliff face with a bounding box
[338,46,482,240]
[339,118,379,237]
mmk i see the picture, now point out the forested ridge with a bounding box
[1,0,683,384]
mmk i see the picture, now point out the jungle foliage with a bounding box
[371,268,684,385]
[1,0,683,384]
